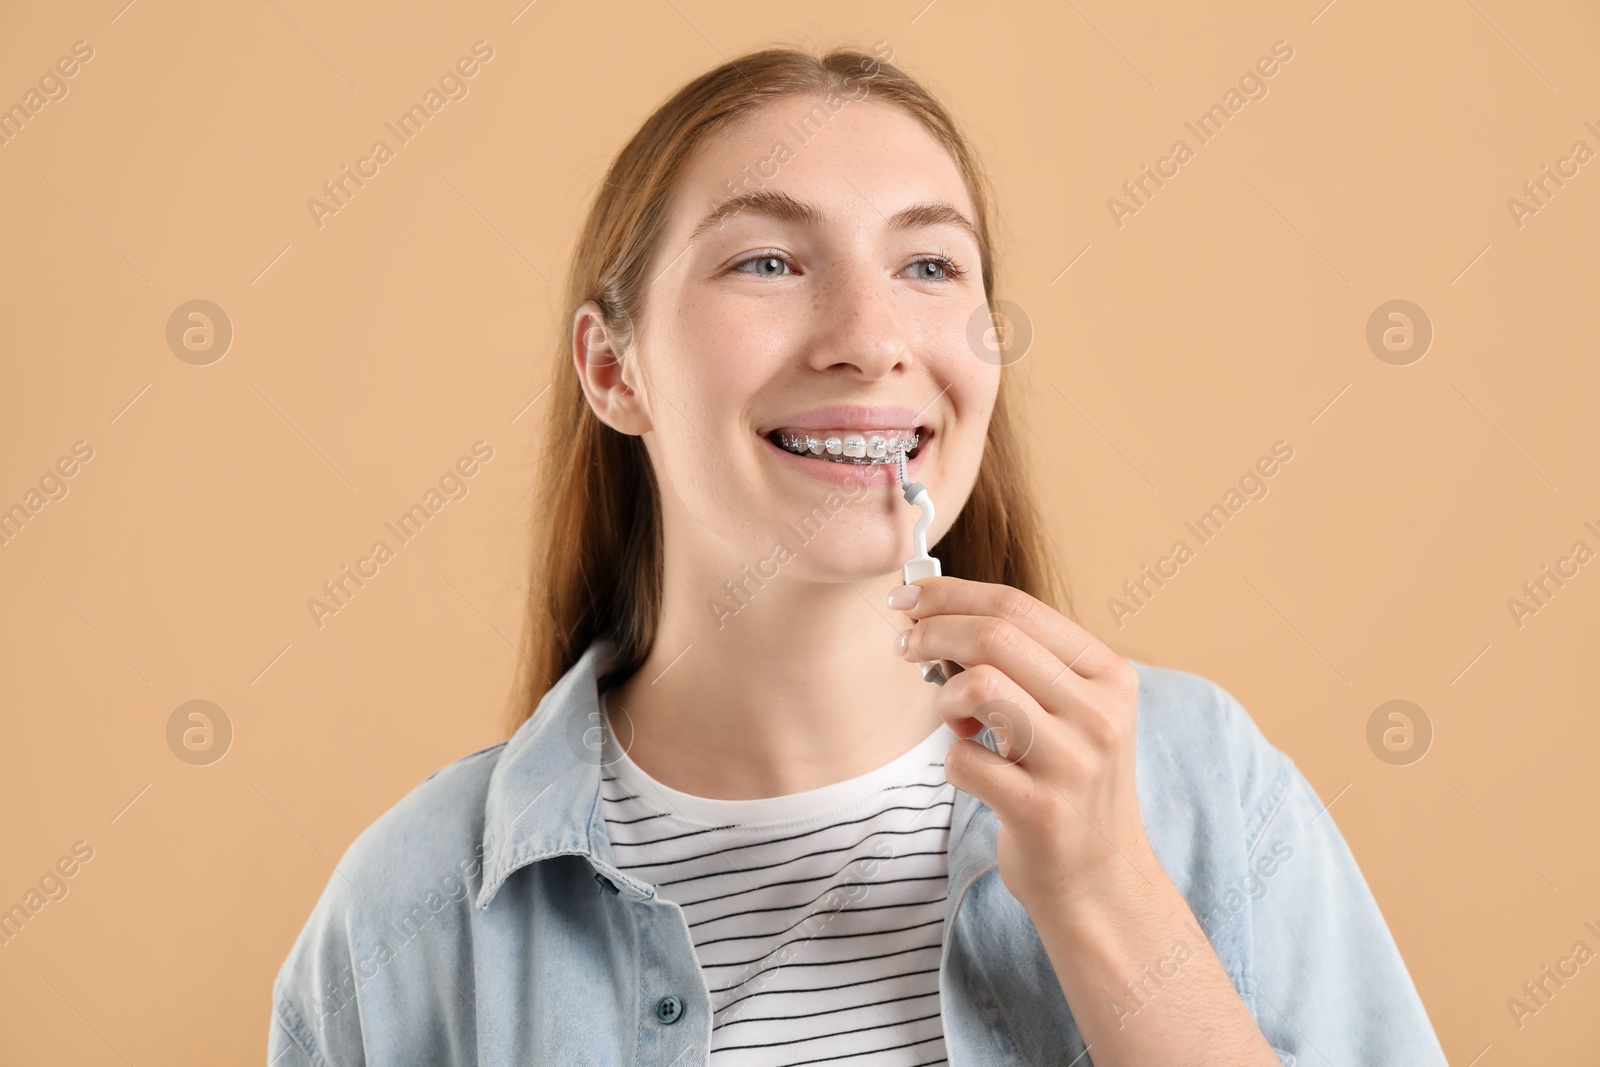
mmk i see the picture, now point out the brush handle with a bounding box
[919,660,967,686]
[901,559,957,686]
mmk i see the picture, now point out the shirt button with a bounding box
[654,994,683,1025]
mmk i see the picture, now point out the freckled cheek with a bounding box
[923,337,994,402]
[907,305,976,362]
[937,367,999,464]
[967,364,1002,416]
[711,316,809,386]
[656,357,762,458]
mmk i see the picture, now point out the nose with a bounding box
[806,263,913,378]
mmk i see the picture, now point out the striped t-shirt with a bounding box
[600,696,958,1067]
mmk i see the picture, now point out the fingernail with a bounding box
[886,585,921,610]
[895,629,911,655]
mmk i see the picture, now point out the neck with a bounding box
[606,557,943,801]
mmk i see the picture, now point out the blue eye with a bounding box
[903,256,965,282]
[733,254,791,277]
[729,252,968,281]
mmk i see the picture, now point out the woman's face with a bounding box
[586,94,999,584]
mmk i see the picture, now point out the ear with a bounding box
[572,301,652,435]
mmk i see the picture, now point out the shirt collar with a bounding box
[475,633,999,910]
[476,635,643,909]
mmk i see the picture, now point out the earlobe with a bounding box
[572,300,651,435]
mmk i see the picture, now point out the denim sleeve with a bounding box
[269,990,341,1067]
[1215,682,1449,1067]
[263,745,508,1067]
[266,866,366,1067]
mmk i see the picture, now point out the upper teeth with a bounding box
[772,430,920,463]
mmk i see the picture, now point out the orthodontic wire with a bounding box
[780,432,917,471]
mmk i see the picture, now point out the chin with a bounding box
[721,487,919,583]
[788,544,908,584]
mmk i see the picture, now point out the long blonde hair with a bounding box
[505,44,1072,734]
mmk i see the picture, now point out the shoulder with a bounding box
[1126,658,1297,858]
[269,741,509,1054]
[336,739,509,889]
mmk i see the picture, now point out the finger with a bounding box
[942,737,1034,829]
[926,663,1129,869]
[902,611,1093,719]
[933,662,1053,772]
[900,575,1124,683]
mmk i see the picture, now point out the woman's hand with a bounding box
[890,574,1158,923]
[891,575,1285,1065]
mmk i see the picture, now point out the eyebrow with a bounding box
[688,189,978,246]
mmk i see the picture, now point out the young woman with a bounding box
[269,45,1448,1066]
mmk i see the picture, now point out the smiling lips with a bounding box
[769,428,923,464]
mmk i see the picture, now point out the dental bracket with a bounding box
[774,431,920,465]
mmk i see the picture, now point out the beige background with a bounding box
[2,0,1596,1062]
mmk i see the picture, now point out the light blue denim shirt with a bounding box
[269,637,1448,1065]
